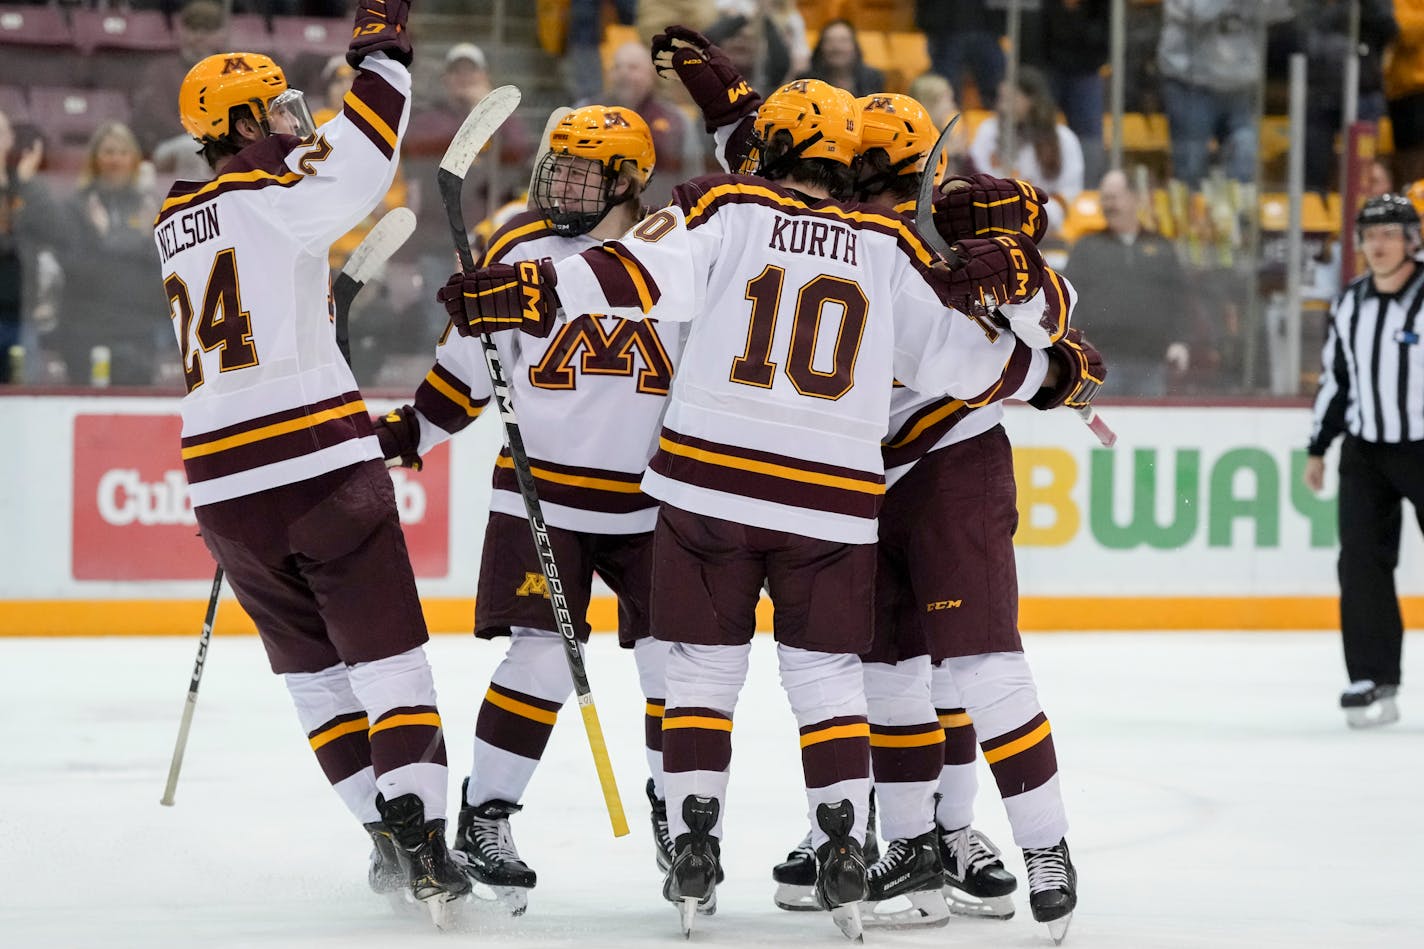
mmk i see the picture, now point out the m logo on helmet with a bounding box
[784,79,810,94]
[603,110,632,129]
[221,56,254,75]
[866,96,895,113]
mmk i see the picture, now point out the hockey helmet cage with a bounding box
[179,52,289,142]
[532,104,656,236]
[754,79,861,169]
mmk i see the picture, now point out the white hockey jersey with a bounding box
[553,173,1047,544]
[155,54,410,508]
[408,210,685,534]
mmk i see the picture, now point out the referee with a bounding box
[1304,193,1424,728]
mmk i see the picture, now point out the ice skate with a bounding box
[814,800,867,942]
[375,792,471,930]
[662,795,722,937]
[647,778,674,872]
[862,830,949,928]
[939,823,1018,919]
[454,783,536,916]
[773,792,877,912]
[1024,838,1076,945]
[1341,680,1400,728]
[363,820,406,896]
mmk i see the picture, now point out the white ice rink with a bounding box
[2,630,1421,949]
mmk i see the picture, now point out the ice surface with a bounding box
[2,631,1421,948]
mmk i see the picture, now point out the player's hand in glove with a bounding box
[937,234,1045,311]
[438,258,561,338]
[651,25,762,132]
[934,173,1049,245]
[372,404,422,470]
[347,0,412,68]
[1029,327,1107,410]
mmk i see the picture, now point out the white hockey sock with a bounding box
[947,652,1068,849]
[779,644,870,850]
[662,641,750,841]
[864,656,942,841]
[347,645,448,822]
[930,659,978,831]
[284,662,379,824]
[467,627,574,807]
[635,636,670,799]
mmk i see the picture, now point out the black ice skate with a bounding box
[1023,837,1077,945]
[772,791,878,912]
[662,795,723,937]
[814,800,868,942]
[647,778,674,872]
[939,823,1018,919]
[375,792,471,930]
[362,820,406,897]
[454,782,536,916]
[862,830,949,928]
[1341,680,1400,728]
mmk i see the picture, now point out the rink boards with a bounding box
[5,392,1422,635]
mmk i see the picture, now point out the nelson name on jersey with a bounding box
[156,205,221,264]
[767,214,858,264]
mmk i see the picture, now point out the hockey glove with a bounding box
[1029,327,1107,410]
[992,265,1074,349]
[938,235,1045,311]
[439,258,561,339]
[347,0,413,69]
[373,404,422,470]
[651,25,762,132]
[934,174,1049,245]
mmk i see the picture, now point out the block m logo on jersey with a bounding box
[528,314,673,394]
[516,572,551,598]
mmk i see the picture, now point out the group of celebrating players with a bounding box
[158,0,1104,943]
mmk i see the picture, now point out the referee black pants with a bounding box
[1336,436,1424,686]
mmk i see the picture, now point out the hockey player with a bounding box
[155,0,469,923]
[374,105,681,914]
[443,77,1066,941]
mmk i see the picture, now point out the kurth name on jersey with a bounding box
[156,205,221,264]
[768,214,858,264]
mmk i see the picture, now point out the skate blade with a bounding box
[679,896,699,938]
[467,880,530,916]
[426,894,465,931]
[1346,699,1400,728]
[773,883,822,912]
[943,883,1016,919]
[863,888,952,929]
[830,901,865,942]
[1047,911,1073,945]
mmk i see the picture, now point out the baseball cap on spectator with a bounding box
[445,43,487,71]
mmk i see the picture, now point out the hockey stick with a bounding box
[161,211,418,806]
[915,118,1117,448]
[438,86,630,838]
[333,207,417,363]
[160,566,222,806]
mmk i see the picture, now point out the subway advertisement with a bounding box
[4,394,1420,634]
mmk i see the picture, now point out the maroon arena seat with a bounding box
[227,13,276,58]
[72,9,176,54]
[0,5,78,86]
[28,87,132,148]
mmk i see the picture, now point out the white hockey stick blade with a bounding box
[528,106,574,197]
[339,207,416,285]
[439,85,523,181]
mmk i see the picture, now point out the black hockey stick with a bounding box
[437,86,629,837]
[160,208,418,806]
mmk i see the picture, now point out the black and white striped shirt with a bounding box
[1309,262,1424,454]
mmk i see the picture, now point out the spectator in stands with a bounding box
[970,66,1085,235]
[1157,0,1293,187]
[1386,0,1424,185]
[802,18,884,99]
[1022,0,1110,187]
[767,0,812,80]
[638,0,716,47]
[564,0,638,104]
[587,41,693,208]
[1064,169,1192,397]
[705,11,793,93]
[908,72,977,177]
[1275,1,1396,194]
[0,111,53,385]
[917,0,1005,110]
[131,0,230,156]
[49,122,166,386]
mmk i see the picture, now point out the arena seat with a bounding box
[886,31,930,87]
[267,16,348,60]
[228,13,275,57]
[72,9,176,54]
[28,87,131,149]
[0,84,28,123]
[0,5,77,86]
